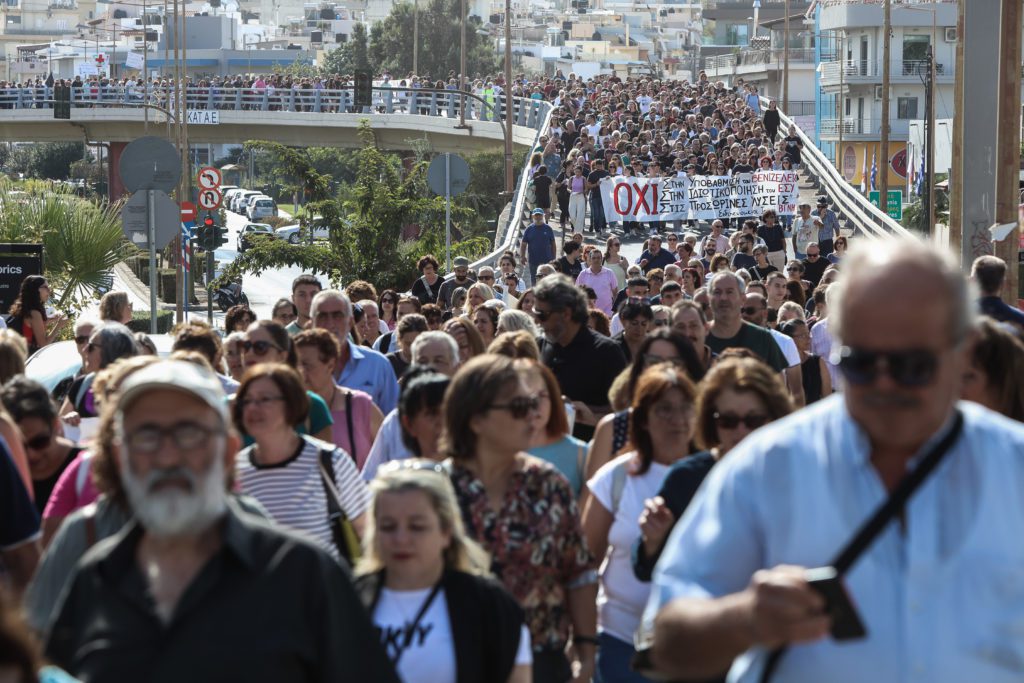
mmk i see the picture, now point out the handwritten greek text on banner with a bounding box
[600,171,799,223]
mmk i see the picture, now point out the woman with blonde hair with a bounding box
[354,460,532,683]
[0,329,27,383]
[97,291,133,324]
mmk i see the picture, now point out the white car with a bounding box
[237,222,275,252]
[275,222,330,244]
[246,196,277,221]
[223,188,246,207]
[232,190,262,213]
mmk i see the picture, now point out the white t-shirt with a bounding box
[361,409,413,481]
[374,587,532,683]
[792,217,816,253]
[235,438,370,561]
[769,328,801,367]
[588,454,670,642]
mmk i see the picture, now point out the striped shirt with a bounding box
[235,436,370,560]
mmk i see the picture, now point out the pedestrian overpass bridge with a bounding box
[0,86,548,154]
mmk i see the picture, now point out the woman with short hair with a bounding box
[98,291,133,325]
[234,363,369,563]
[59,322,139,425]
[780,318,832,403]
[443,355,596,683]
[355,460,532,683]
[442,317,485,364]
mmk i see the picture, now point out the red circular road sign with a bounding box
[180,200,197,223]
[197,166,222,190]
[198,188,222,210]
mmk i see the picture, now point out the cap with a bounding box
[817,197,829,206]
[531,208,545,216]
[453,256,470,267]
[116,360,227,422]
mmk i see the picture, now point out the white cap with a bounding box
[116,360,227,422]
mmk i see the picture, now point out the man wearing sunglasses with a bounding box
[647,239,1024,683]
[739,292,805,407]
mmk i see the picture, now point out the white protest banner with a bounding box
[125,51,145,70]
[600,171,799,223]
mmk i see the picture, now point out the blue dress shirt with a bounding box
[335,339,399,414]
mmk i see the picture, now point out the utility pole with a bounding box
[923,43,934,236]
[994,0,1021,304]
[503,0,513,195]
[458,0,466,128]
[879,0,890,202]
[782,0,789,112]
[837,31,844,170]
[413,0,419,75]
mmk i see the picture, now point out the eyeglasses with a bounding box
[123,421,220,453]
[740,306,763,316]
[532,307,559,321]
[713,412,769,430]
[379,459,449,476]
[241,340,283,355]
[479,275,494,281]
[653,404,692,421]
[488,395,541,419]
[240,395,287,409]
[806,253,820,259]
[24,432,52,451]
[652,318,670,327]
[381,297,396,304]
[75,335,90,345]
[786,267,802,273]
[835,346,940,387]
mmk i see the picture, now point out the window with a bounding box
[903,34,930,73]
[897,97,918,119]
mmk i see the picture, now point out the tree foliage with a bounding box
[322,22,370,76]
[220,122,490,291]
[367,0,498,79]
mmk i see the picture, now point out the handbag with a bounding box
[759,409,964,683]
[317,447,362,567]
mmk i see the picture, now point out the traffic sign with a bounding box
[197,167,222,190]
[119,136,181,193]
[121,190,180,249]
[180,200,197,224]
[198,188,222,210]
[868,189,903,220]
[427,154,471,196]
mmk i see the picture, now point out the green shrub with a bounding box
[127,309,174,334]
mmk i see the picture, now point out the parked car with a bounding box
[223,188,246,208]
[27,335,175,403]
[237,222,275,252]
[231,190,262,213]
[246,196,277,221]
[275,222,330,244]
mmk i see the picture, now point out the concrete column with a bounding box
[107,140,128,202]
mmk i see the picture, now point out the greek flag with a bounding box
[860,152,868,193]
[914,155,925,197]
[870,153,877,192]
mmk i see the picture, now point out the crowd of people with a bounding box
[0,71,1023,683]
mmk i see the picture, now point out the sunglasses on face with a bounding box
[479,275,494,281]
[24,432,52,451]
[740,306,763,316]
[786,267,801,273]
[242,340,282,355]
[836,346,940,387]
[75,335,90,345]
[532,307,558,321]
[714,412,769,430]
[489,395,541,420]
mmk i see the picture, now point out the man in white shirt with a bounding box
[697,220,731,256]
[645,237,1024,683]
[741,292,805,407]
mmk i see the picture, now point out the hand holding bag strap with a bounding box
[759,409,965,683]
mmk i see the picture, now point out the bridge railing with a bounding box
[0,85,552,130]
[763,96,911,240]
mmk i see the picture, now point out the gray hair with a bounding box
[90,322,140,370]
[496,309,539,335]
[310,289,351,319]
[830,237,975,345]
[533,274,589,323]
[709,270,746,294]
[410,330,460,366]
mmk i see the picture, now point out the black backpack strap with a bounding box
[344,390,357,464]
[759,410,964,683]
[317,446,353,566]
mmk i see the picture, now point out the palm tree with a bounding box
[0,181,130,311]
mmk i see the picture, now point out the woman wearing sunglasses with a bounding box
[355,459,532,683]
[239,320,334,444]
[59,322,139,427]
[444,355,596,683]
[631,357,792,583]
[378,289,399,331]
[234,363,370,563]
[582,364,698,683]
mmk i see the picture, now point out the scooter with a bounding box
[215,281,249,312]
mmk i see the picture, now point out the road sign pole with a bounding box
[207,248,214,325]
[445,154,452,272]
[147,189,158,334]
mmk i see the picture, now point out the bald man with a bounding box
[646,238,1024,683]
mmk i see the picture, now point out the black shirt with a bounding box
[33,446,83,515]
[748,263,778,281]
[410,275,441,306]
[46,504,400,683]
[801,256,829,288]
[532,174,553,208]
[587,169,609,201]
[730,252,757,272]
[784,135,803,165]
[540,324,627,440]
[758,223,787,253]
[706,322,788,372]
[556,256,583,280]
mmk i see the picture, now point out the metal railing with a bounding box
[704,47,817,71]
[820,118,910,137]
[0,84,553,129]
[819,59,879,81]
[764,95,910,239]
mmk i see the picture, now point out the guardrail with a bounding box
[0,84,552,130]
[705,48,817,72]
[469,101,554,273]
[764,95,911,239]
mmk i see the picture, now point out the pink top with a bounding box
[329,387,377,470]
[43,451,99,520]
[576,267,619,315]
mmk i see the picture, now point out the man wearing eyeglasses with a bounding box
[44,360,398,683]
[646,238,1024,683]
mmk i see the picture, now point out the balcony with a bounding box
[820,59,952,86]
[704,47,816,76]
[820,117,910,140]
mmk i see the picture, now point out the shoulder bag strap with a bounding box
[344,391,357,464]
[760,409,964,683]
[317,446,353,564]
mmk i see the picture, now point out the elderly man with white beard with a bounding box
[44,360,399,683]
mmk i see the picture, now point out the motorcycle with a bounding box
[214,281,249,312]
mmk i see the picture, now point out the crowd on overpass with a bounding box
[0,69,1023,683]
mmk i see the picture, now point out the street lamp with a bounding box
[503,0,513,195]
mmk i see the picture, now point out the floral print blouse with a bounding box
[450,458,594,651]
